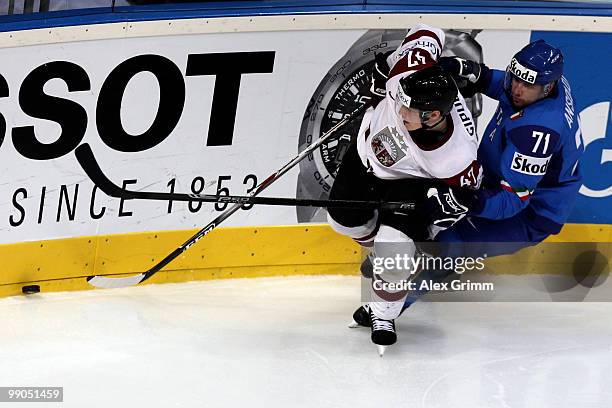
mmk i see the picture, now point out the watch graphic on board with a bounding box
[296,29,484,222]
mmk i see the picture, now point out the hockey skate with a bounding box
[347,254,376,327]
[348,304,371,328]
[348,304,397,356]
[349,302,412,329]
[369,307,396,357]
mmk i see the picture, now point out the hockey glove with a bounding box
[425,185,469,230]
[438,57,484,98]
[370,52,391,102]
[438,56,481,83]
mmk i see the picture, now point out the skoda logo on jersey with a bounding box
[508,58,537,84]
[511,152,550,175]
[371,127,406,167]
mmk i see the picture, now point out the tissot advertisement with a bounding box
[0,27,608,244]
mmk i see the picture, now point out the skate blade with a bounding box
[348,319,361,328]
[377,345,386,357]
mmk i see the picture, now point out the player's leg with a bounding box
[436,209,551,257]
[349,178,433,329]
[401,209,552,310]
[327,142,380,247]
[354,177,432,280]
[367,224,420,355]
[349,178,436,330]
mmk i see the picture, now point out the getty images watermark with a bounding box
[364,242,611,302]
[371,253,495,292]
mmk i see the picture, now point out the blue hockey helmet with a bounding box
[504,40,564,92]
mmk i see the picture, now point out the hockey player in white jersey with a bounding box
[327,24,482,355]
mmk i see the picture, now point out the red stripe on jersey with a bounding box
[388,48,435,79]
[402,30,443,50]
[443,160,481,188]
[353,223,380,246]
[500,181,514,193]
[500,180,532,201]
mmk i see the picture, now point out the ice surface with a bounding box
[1,275,611,408]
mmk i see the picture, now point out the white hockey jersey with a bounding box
[356,24,482,188]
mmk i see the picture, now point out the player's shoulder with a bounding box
[522,84,575,132]
[416,125,478,180]
[505,120,560,159]
[504,92,578,156]
[450,94,477,140]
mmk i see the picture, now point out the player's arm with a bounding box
[372,24,445,108]
[442,160,483,190]
[469,125,561,219]
[437,57,503,99]
[388,23,445,68]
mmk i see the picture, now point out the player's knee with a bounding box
[327,211,379,247]
[372,225,417,280]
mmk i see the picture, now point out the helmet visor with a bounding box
[396,105,429,133]
[503,68,516,93]
[398,105,424,123]
[504,67,549,94]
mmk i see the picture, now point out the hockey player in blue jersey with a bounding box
[429,39,584,254]
[400,40,585,308]
[351,40,585,327]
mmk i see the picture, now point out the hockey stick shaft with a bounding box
[78,103,370,288]
[74,148,414,211]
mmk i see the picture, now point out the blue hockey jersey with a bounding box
[473,69,584,233]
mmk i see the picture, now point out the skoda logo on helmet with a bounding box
[508,58,538,84]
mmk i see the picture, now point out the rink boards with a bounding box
[0,5,610,296]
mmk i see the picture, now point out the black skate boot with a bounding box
[369,308,396,357]
[348,304,371,328]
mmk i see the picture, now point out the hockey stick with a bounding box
[75,144,414,211]
[77,103,370,289]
